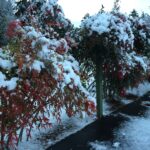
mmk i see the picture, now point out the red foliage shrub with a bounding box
[0,22,95,149]
[6,20,22,38]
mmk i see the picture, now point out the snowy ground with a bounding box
[126,81,150,97]
[18,111,96,150]
[89,102,150,150]
[17,81,150,150]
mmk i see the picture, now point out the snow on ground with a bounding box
[116,110,150,150]
[17,98,128,150]
[18,109,96,150]
[89,108,150,150]
[120,99,133,105]
[89,81,150,150]
[17,81,150,150]
[126,81,150,96]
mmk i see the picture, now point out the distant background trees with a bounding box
[0,0,14,47]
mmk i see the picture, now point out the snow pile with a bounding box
[126,81,150,96]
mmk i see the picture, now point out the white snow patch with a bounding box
[0,71,18,90]
[31,60,45,72]
[112,142,120,148]
[126,81,150,96]
[89,109,150,150]
[18,110,95,150]
[0,58,14,70]
[90,141,108,150]
[115,110,150,150]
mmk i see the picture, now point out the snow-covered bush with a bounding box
[0,0,95,148]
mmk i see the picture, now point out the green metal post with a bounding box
[96,63,103,118]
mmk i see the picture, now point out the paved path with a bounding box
[46,94,150,150]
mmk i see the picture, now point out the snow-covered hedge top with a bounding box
[2,22,91,98]
[81,12,134,50]
[24,26,86,92]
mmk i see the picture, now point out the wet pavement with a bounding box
[47,94,150,150]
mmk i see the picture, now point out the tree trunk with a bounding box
[96,63,103,118]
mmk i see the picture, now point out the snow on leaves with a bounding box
[0,0,95,148]
[80,9,150,99]
[0,71,18,90]
[81,12,134,51]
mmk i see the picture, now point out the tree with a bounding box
[15,0,72,38]
[74,7,149,118]
[0,0,14,47]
